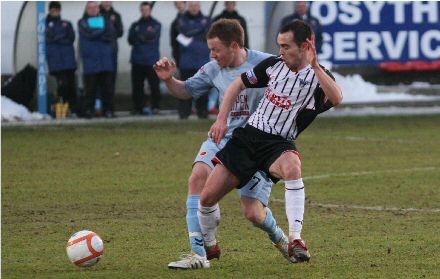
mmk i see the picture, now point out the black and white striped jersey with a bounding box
[241,56,335,140]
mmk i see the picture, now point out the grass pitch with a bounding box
[2,115,440,278]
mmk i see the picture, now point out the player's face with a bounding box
[277,31,307,71]
[208,37,235,68]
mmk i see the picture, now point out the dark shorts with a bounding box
[213,124,299,188]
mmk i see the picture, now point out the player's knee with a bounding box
[188,172,208,194]
[245,210,265,224]
[242,203,265,224]
[199,191,216,207]
[281,154,301,179]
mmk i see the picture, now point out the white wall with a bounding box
[3,1,265,94]
[1,1,23,75]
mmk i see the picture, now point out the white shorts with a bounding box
[194,137,273,206]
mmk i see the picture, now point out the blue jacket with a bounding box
[78,15,116,74]
[128,17,161,66]
[45,15,76,74]
[176,12,211,70]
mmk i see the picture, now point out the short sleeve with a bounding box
[184,63,216,98]
[241,56,278,88]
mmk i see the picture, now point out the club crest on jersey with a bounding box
[299,78,310,88]
[245,70,258,84]
[199,151,207,156]
[198,66,205,75]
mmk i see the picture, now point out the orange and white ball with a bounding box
[66,230,105,267]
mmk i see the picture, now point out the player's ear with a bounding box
[301,42,308,50]
[231,41,239,50]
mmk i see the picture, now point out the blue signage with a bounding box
[310,1,440,65]
[37,1,47,114]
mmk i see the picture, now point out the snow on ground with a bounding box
[1,73,440,123]
[334,73,440,104]
[1,96,48,122]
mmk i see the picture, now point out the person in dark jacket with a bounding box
[128,2,161,115]
[170,1,187,67]
[78,1,116,118]
[100,1,123,100]
[213,1,249,48]
[176,1,211,119]
[45,1,78,114]
[280,1,323,54]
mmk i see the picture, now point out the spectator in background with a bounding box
[78,1,116,118]
[128,2,161,115]
[280,1,323,54]
[170,1,187,68]
[45,1,78,115]
[176,1,211,119]
[100,1,123,102]
[213,1,249,48]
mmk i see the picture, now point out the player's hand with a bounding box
[153,57,177,81]
[209,119,228,145]
[306,35,319,69]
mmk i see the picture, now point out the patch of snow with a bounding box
[334,73,440,104]
[1,96,49,122]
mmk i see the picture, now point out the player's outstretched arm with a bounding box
[306,38,343,106]
[210,77,245,145]
[154,57,192,100]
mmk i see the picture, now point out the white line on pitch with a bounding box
[302,166,437,181]
[271,199,440,213]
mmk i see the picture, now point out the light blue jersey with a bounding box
[185,49,273,138]
[186,49,274,205]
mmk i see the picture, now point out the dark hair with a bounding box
[49,1,61,10]
[279,20,312,47]
[207,19,244,48]
[140,1,151,8]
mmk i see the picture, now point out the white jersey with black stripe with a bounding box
[241,56,334,141]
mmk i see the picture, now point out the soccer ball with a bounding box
[66,230,105,267]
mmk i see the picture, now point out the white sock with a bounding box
[285,178,305,241]
[197,203,220,247]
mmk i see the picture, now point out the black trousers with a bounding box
[131,64,161,112]
[83,71,114,114]
[52,69,77,113]
[179,69,209,119]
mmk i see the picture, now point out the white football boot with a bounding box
[273,234,296,263]
[168,253,211,269]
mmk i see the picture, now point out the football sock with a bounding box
[285,178,305,241]
[197,203,220,248]
[253,207,284,243]
[186,195,206,257]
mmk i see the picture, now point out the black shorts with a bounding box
[213,124,299,188]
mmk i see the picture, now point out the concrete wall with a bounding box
[7,1,266,95]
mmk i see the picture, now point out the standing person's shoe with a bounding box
[151,108,160,115]
[104,111,116,118]
[142,107,153,116]
[168,253,210,269]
